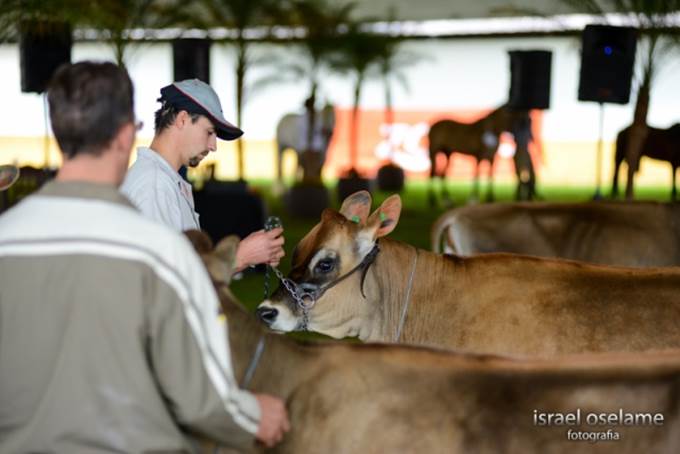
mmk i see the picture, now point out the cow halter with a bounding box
[212,279,267,389]
[240,336,265,389]
[394,247,418,342]
[270,243,381,331]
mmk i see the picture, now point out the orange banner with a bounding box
[324,108,543,180]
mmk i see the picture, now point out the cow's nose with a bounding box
[256,307,278,326]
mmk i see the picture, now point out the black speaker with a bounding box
[194,184,265,244]
[19,21,72,94]
[578,25,637,104]
[173,38,211,83]
[507,50,552,110]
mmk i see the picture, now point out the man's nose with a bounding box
[209,135,217,152]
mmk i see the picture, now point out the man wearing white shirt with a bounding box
[122,79,284,271]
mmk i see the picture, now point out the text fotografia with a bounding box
[533,409,664,443]
[566,429,619,443]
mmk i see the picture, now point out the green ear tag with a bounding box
[379,212,386,222]
[351,215,361,223]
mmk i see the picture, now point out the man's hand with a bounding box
[254,394,290,448]
[235,227,285,271]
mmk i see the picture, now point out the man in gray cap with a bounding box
[121,79,284,272]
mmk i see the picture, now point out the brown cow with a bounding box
[193,232,680,454]
[257,191,680,356]
[431,201,680,267]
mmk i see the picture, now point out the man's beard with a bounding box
[188,152,206,167]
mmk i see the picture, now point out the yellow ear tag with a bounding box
[351,215,361,223]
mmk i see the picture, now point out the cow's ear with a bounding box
[211,235,240,284]
[339,190,372,225]
[366,194,402,238]
[184,229,214,254]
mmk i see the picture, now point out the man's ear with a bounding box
[174,110,191,130]
[339,190,372,225]
[365,194,402,239]
[112,122,136,171]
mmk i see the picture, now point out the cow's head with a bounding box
[256,190,401,338]
[185,230,240,286]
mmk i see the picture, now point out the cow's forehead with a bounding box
[293,210,357,268]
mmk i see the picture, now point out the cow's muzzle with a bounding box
[256,306,278,326]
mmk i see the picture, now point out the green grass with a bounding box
[230,179,673,314]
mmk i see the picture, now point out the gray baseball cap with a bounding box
[159,79,243,140]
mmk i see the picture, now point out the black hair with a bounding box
[154,100,202,133]
[47,61,134,158]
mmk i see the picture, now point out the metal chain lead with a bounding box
[263,216,282,300]
[262,216,312,329]
[269,266,313,330]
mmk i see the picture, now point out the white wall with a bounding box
[1,34,678,150]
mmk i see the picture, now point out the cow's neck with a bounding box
[359,239,419,342]
[219,286,324,399]
[362,239,460,344]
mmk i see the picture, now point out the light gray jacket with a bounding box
[0,181,259,453]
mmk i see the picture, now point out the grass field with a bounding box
[228,179,673,318]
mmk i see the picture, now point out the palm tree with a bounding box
[194,0,282,181]
[560,0,680,198]
[0,0,82,43]
[329,24,390,174]
[284,0,356,155]
[373,8,416,131]
[83,0,184,67]
[2,1,189,67]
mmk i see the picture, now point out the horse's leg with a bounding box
[672,164,677,201]
[486,156,496,203]
[528,156,537,200]
[470,157,481,203]
[273,144,285,196]
[428,149,438,207]
[611,135,625,199]
[296,151,304,181]
[441,152,452,206]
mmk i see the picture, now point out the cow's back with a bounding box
[434,201,680,267]
[412,251,680,356]
[281,344,680,453]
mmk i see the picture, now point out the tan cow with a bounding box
[193,232,680,454]
[431,201,680,267]
[257,191,680,356]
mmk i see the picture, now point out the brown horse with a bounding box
[428,105,513,206]
[612,123,680,200]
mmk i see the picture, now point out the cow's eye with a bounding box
[315,258,335,274]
